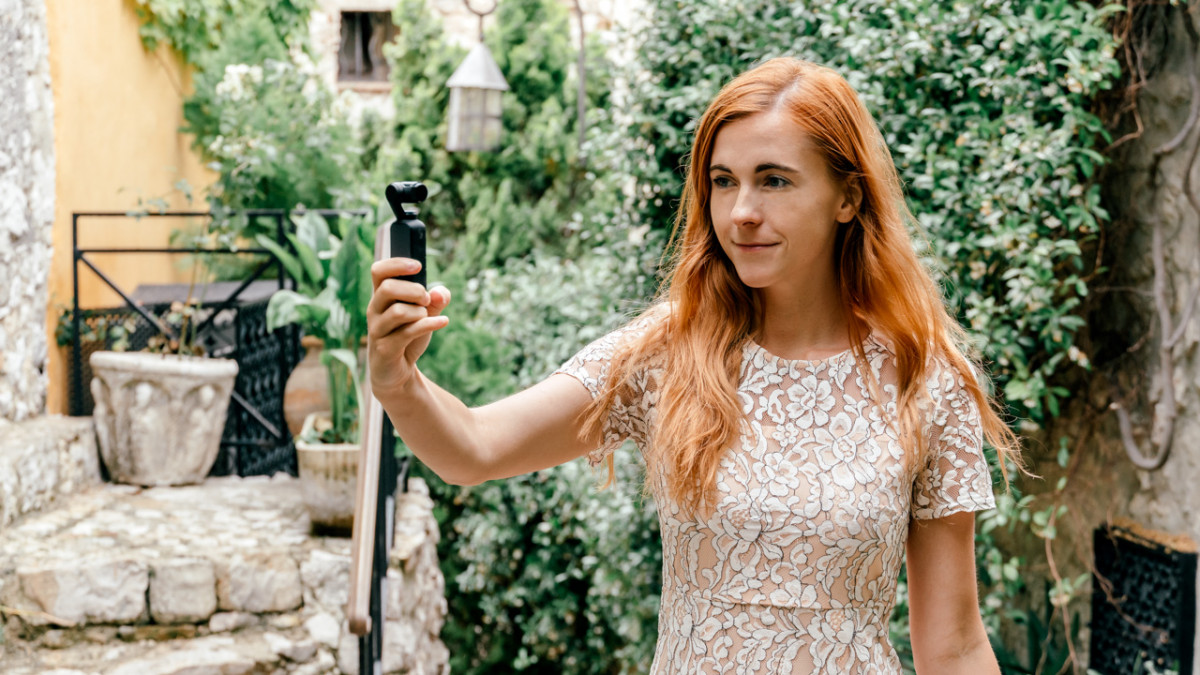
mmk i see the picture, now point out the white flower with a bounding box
[810,412,877,490]
[784,374,835,429]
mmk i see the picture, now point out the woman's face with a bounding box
[708,109,858,299]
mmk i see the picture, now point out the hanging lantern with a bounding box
[446,40,508,152]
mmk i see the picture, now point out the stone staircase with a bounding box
[0,416,448,675]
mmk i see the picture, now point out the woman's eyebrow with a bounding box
[708,162,799,174]
[754,162,799,174]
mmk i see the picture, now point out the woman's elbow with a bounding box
[913,631,998,675]
[430,461,488,487]
[434,447,495,486]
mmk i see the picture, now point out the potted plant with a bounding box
[260,211,375,534]
[88,294,240,486]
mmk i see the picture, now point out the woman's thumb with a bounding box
[425,286,452,318]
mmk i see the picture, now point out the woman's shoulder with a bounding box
[864,331,978,392]
[567,303,669,364]
[611,302,670,343]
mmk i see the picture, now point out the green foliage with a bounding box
[375,0,610,269]
[130,0,314,66]
[991,579,1084,674]
[263,212,375,444]
[53,307,137,351]
[134,0,370,249]
[183,48,365,232]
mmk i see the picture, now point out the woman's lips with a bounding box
[736,243,778,251]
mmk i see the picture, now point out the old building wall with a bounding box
[0,0,56,423]
[1030,6,1200,670]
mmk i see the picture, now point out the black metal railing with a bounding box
[69,209,368,477]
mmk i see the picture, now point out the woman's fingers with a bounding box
[371,257,422,290]
[368,277,429,317]
[371,300,428,338]
[372,315,448,362]
[400,315,449,344]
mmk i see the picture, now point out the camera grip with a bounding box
[390,219,426,289]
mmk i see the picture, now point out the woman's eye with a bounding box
[712,176,734,188]
[765,175,791,188]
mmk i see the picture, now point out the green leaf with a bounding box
[313,284,348,340]
[322,347,359,381]
[292,210,332,257]
[286,230,325,287]
[256,235,306,289]
[266,289,322,332]
[330,220,372,342]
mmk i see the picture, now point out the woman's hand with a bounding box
[367,257,451,402]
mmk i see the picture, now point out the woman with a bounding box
[367,57,1020,674]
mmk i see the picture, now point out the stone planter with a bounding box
[89,351,238,486]
[295,412,359,535]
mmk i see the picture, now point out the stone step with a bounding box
[3,621,337,674]
[0,475,448,674]
[0,415,100,528]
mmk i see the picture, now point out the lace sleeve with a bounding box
[911,359,996,520]
[554,314,659,467]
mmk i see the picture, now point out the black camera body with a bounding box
[384,181,427,288]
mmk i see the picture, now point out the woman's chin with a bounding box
[733,271,773,289]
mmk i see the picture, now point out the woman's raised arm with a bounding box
[367,257,599,486]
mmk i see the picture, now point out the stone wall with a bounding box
[1029,5,1200,669]
[1,475,447,674]
[0,0,56,423]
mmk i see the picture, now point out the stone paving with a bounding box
[0,473,448,674]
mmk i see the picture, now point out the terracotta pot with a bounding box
[295,411,358,535]
[283,336,330,437]
[89,351,238,486]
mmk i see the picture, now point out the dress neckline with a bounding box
[744,332,875,367]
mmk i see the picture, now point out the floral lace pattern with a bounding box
[556,316,995,674]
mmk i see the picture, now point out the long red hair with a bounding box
[583,58,1021,516]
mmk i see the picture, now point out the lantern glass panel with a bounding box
[463,87,485,116]
[447,86,504,151]
[483,116,502,151]
[467,116,484,150]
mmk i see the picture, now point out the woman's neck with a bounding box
[754,280,851,360]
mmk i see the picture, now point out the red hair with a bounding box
[583,58,1021,516]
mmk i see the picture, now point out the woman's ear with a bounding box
[836,178,863,224]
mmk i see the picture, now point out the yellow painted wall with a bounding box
[44,0,216,414]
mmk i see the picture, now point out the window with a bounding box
[338,11,396,84]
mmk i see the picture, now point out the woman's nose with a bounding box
[731,189,761,227]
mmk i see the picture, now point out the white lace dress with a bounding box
[555,316,995,674]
